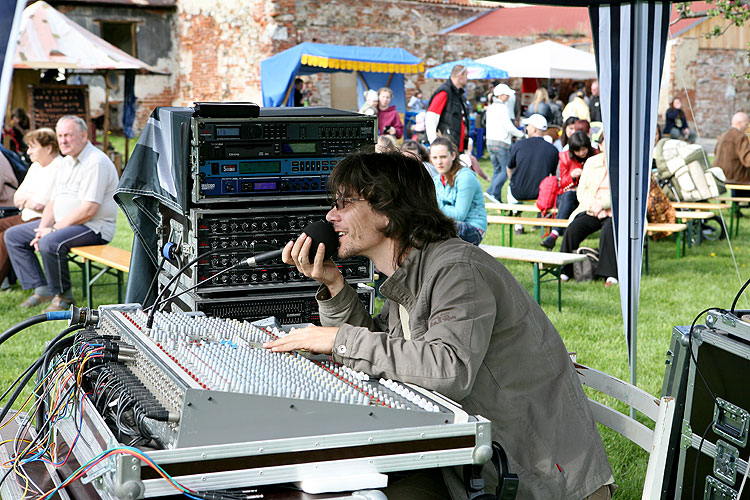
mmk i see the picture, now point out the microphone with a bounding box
[244,220,339,266]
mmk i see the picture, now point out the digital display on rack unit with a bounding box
[216,127,240,137]
[282,142,318,154]
[254,181,277,190]
[239,161,281,174]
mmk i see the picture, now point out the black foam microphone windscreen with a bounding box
[302,220,339,261]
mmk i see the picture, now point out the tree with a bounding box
[675,1,750,77]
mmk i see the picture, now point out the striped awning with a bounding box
[300,54,423,74]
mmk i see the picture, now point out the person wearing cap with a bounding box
[484,84,524,204]
[425,65,471,152]
[507,114,559,217]
[562,90,591,122]
[358,89,379,116]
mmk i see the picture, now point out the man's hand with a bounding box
[571,167,583,178]
[282,233,345,296]
[263,326,338,354]
[31,226,54,250]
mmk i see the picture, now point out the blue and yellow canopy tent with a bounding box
[260,42,423,113]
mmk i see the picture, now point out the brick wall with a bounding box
[663,37,750,139]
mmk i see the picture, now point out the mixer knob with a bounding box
[230,223,238,231]
[261,222,269,230]
[241,222,249,231]
[249,123,263,139]
[251,222,259,231]
[261,273,269,281]
[220,223,228,232]
[281,181,291,191]
[241,274,249,282]
[270,272,279,281]
[270,221,279,230]
[250,273,259,282]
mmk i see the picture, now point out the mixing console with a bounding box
[95,305,462,449]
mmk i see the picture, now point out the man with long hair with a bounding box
[265,151,614,500]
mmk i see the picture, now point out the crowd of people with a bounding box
[351,64,749,289]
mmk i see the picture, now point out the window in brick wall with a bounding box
[98,21,137,57]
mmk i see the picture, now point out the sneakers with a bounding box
[514,224,524,235]
[43,295,75,313]
[540,234,557,249]
[560,273,570,282]
[604,277,619,288]
[483,192,501,204]
[19,293,53,308]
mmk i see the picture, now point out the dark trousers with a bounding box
[561,213,617,278]
[554,190,579,235]
[4,220,106,295]
[0,214,27,283]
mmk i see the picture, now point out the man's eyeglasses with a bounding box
[331,197,365,210]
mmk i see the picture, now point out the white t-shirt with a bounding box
[485,102,524,144]
[16,155,62,221]
[53,142,119,241]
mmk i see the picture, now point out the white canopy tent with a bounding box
[477,40,597,80]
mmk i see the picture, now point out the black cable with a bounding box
[687,308,723,410]
[151,260,246,313]
[730,275,750,314]
[143,244,246,329]
[0,325,83,434]
[0,314,48,348]
[691,421,714,500]
[143,254,167,308]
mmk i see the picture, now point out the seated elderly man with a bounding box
[5,115,119,312]
[714,111,750,196]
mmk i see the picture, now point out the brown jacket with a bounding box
[320,238,613,499]
[714,127,750,184]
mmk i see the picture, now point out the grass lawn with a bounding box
[0,154,748,499]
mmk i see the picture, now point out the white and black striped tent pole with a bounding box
[589,1,671,393]
[0,0,25,123]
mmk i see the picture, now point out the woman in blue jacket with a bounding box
[430,137,487,245]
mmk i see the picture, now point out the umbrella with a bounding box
[425,58,508,79]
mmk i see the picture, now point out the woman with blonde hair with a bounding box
[523,88,553,123]
[0,128,61,288]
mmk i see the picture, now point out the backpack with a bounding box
[536,176,558,217]
[653,138,725,202]
[573,247,599,282]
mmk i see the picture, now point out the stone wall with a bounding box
[662,37,750,139]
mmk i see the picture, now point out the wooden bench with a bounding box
[487,216,688,273]
[69,245,131,308]
[674,210,715,248]
[479,244,586,311]
[722,183,750,237]
[671,201,730,211]
[485,201,556,216]
[486,215,570,246]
